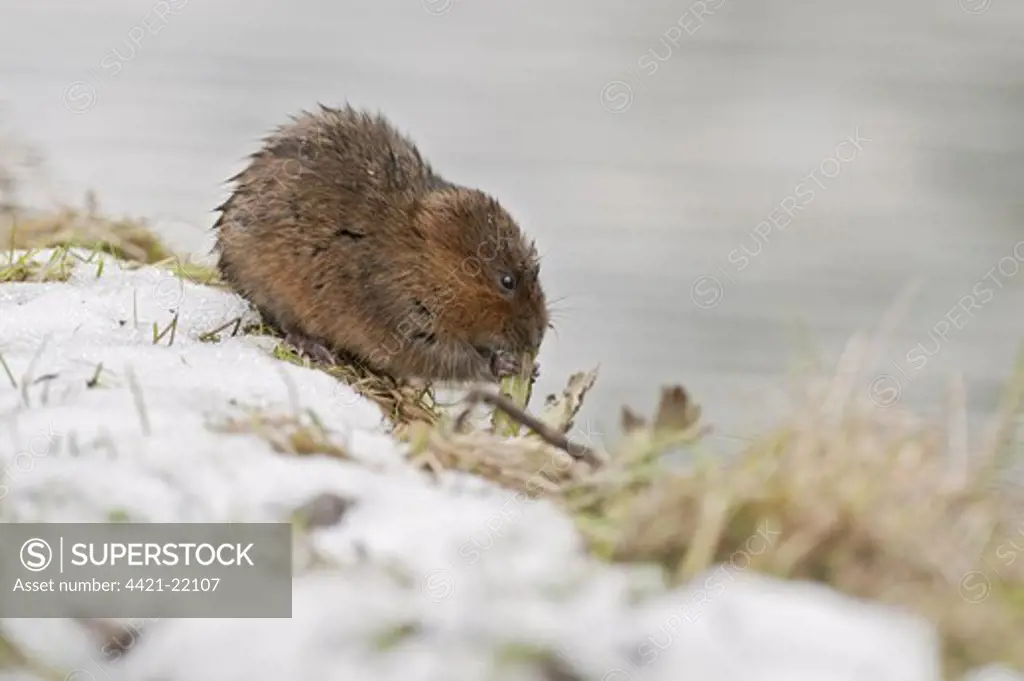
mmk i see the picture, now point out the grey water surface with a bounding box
[1,0,1023,449]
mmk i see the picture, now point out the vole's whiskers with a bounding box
[547,294,569,305]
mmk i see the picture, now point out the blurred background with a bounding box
[1,0,1023,447]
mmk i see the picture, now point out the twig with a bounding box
[461,388,603,467]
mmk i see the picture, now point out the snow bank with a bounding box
[0,249,974,681]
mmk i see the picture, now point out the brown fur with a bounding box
[212,104,549,382]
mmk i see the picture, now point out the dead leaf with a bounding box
[652,386,701,432]
[538,367,599,433]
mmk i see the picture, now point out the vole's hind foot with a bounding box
[284,331,338,366]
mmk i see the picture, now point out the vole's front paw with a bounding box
[284,331,338,366]
[489,350,522,379]
[488,352,542,382]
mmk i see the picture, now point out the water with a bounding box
[2,0,1023,447]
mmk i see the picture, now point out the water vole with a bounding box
[213,104,549,382]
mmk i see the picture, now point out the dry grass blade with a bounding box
[198,316,244,343]
[405,421,587,497]
[207,407,351,459]
[0,193,172,265]
[270,336,442,428]
[324,362,440,428]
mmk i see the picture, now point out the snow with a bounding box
[0,249,1006,681]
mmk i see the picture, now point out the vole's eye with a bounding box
[499,274,516,291]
